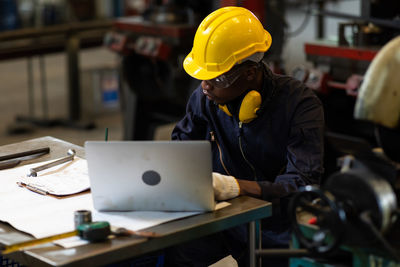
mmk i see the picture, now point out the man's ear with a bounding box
[244,65,258,81]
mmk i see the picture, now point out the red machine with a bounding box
[106,16,195,60]
[304,42,379,97]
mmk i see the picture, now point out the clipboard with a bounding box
[17,157,90,198]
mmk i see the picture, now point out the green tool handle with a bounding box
[78,221,111,242]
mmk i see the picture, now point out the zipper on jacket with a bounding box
[238,122,258,180]
[210,131,231,176]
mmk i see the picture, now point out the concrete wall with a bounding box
[282,0,361,74]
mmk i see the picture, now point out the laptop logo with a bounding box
[142,170,161,186]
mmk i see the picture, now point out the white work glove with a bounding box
[212,172,240,201]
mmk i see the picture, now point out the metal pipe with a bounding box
[0,21,112,42]
[66,34,80,121]
[28,149,76,177]
[0,147,50,162]
[316,0,325,39]
[39,56,48,119]
[310,9,400,30]
[27,57,35,116]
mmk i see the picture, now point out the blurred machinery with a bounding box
[288,35,400,267]
[296,0,400,176]
[301,1,399,131]
[289,136,400,266]
[289,135,400,265]
[105,1,197,140]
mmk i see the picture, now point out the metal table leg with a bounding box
[66,33,80,121]
[39,56,48,118]
[27,57,35,116]
[249,221,256,267]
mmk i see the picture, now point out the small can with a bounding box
[74,210,92,228]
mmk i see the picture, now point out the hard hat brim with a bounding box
[183,52,222,81]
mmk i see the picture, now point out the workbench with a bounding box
[0,136,272,267]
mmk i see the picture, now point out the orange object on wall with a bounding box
[220,0,239,7]
[243,0,264,23]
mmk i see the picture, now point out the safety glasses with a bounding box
[207,63,251,88]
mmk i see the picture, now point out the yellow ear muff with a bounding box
[238,90,262,123]
[218,90,262,123]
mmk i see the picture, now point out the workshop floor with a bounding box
[0,47,124,147]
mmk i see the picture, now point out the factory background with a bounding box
[1,1,400,266]
[0,0,365,146]
[2,0,399,185]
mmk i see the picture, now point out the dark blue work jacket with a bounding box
[172,64,324,246]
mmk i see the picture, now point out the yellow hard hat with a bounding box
[184,6,272,80]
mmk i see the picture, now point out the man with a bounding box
[165,6,324,266]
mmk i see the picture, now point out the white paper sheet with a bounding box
[55,202,230,248]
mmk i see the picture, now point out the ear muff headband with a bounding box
[218,104,233,116]
[218,90,262,123]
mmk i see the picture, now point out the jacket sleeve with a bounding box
[258,88,325,201]
[171,87,209,141]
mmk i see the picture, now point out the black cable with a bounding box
[359,211,400,262]
[286,0,312,37]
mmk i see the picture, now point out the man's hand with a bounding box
[212,172,240,201]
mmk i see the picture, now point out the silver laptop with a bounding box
[85,141,215,212]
